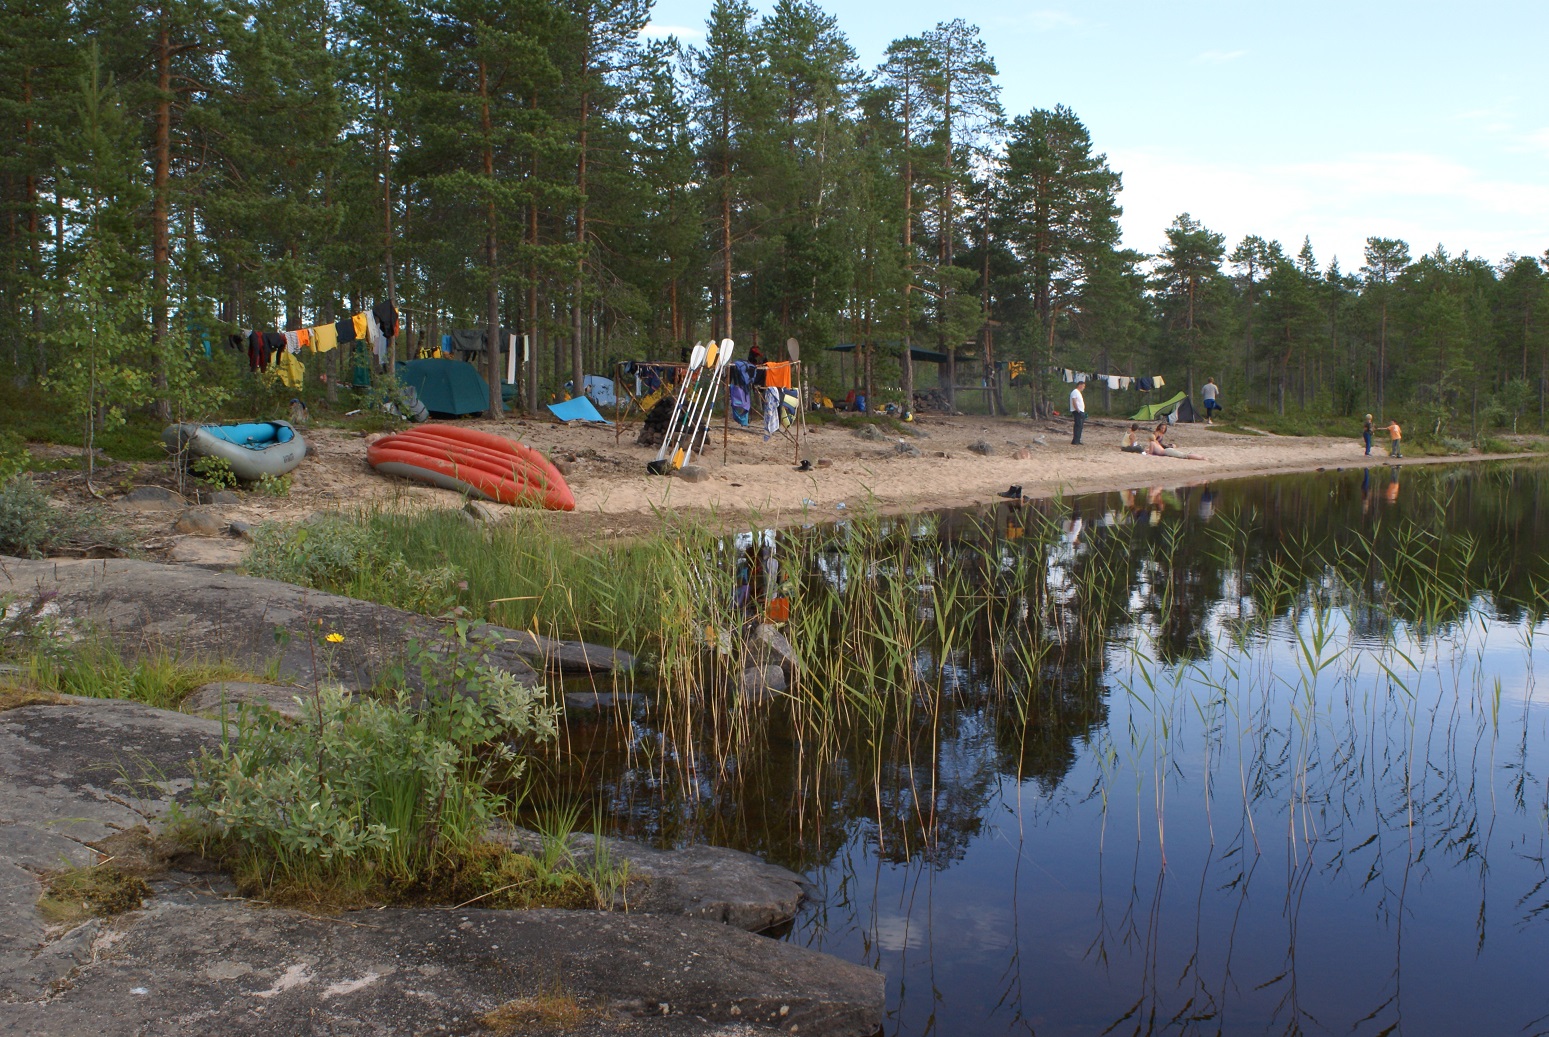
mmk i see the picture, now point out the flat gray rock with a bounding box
[117,486,185,512]
[0,557,541,692]
[3,901,882,1037]
[173,508,226,536]
[183,680,311,719]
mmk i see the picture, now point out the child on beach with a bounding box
[1386,420,1402,458]
[1363,414,1374,455]
[1121,424,1146,452]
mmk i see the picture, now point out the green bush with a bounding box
[187,629,562,897]
[244,515,465,614]
[0,474,116,558]
[191,454,237,489]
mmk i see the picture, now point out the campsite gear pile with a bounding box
[366,424,574,511]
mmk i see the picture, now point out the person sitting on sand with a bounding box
[1145,437,1209,461]
[1121,424,1146,453]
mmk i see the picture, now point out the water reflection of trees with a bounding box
[550,461,1549,878]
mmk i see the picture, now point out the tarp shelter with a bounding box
[547,396,612,425]
[828,342,951,364]
[396,358,490,417]
[1131,391,1188,422]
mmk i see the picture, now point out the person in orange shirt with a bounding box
[1385,420,1402,458]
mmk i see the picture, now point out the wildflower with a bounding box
[325,632,345,644]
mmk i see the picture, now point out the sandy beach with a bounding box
[173,411,1530,541]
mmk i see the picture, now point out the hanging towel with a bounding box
[764,387,780,437]
[1106,375,1120,390]
[1119,376,1132,390]
[1153,374,1166,388]
[1063,368,1074,383]
[311,323,338,353]
[335,316,357,344]
[365,310,388,362]
[764,361,793,389]
[351,312,368,341]
[729,383,751,425]
[297,328,311,350]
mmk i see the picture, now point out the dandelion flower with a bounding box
[326,632,345,644]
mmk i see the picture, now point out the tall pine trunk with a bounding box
[479,60,502,417]
[152,25,172,419]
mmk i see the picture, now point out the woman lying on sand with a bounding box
[1146,426,1209,460]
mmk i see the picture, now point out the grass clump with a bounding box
[38,864,153,924]
[183,630,594,908]
[27,640,253,710]
[244,515,465,615]
[480,988,597,1033]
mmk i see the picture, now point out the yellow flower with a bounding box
[325,632,345,644]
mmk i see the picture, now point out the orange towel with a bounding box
[764,361,793,388]
[297,328,311,349]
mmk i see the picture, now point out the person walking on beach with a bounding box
[1385,419,1402,458]
[1202,378,1220,424]
[1070,379,1086,445]
[1363,413,1374,455]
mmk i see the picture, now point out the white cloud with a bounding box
[1110,145,1549,267]
[639,23,704,41]
[998,9,1083,31]
[1195,49,1247,65]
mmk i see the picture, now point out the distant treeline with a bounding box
[3,0,1546,427]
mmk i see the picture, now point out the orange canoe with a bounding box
[367,424,575,511]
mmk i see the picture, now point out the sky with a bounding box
[642,0,1549,272]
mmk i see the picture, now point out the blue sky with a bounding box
[643,0,1549,272]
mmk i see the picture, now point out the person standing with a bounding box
[1362,413,1374,455]
[1070,379,1086,445]
[1385,419,1402,458]
[1202,377,1220,424]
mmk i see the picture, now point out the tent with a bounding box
[1130,391,1187,422]
[1175,397,1199,423]
[395,358,490,417]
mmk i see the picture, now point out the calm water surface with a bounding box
[557,461,1549,1036]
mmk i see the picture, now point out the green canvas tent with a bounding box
[1131,391,1187,422]
[396,358,490,417]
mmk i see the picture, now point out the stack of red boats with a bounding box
[366,424,575,511]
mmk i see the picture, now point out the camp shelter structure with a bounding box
[396,358,490,417]
[1131,390,1188,423]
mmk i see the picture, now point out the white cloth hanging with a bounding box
[366,311,388,363]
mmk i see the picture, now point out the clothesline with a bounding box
[1060,368,1167,392]
[232,301,399,390]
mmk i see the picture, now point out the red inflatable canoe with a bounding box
[366,425,575,511]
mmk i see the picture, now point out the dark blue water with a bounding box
[566,462,1549,1036]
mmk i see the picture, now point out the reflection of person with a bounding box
[1070,379,1086,445]
[1362,413,1374,456]
[1202,377,1220,424]
[1386,466,1400,503]
[1362,466,1372,515]
[1121,423,1146,452]
[1197,487,1216,522]
[1385,420,1402,458]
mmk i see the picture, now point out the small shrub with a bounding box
[191,454,237,489]
[187,629,569,903]
[0,431,30,480]
[255,472,292,497]
[0,474,116,558]
[1476,436,1513,454]
[244,516,465,614]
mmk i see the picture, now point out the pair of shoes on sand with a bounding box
[998,485,1023,499]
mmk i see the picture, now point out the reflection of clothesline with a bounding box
[1059,367,1166,392]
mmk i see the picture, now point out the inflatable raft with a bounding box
[366,425,574,511]
[162,421,306,482]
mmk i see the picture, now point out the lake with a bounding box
[550,461,1549,1036]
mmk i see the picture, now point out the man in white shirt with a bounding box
[1202,377,1219,425]
[1069,379,1086,445]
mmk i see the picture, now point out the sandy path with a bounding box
[242,413,1522,540]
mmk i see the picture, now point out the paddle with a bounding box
[680,338,735,468]
[660,340,717,467]
[785,336,800,363]
[652,342,704,465]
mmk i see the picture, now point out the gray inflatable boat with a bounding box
[162,421,306,482]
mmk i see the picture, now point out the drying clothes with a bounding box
[351,312,368,341]
[1106,375,1121,390]
[763,387,780,437]
[335,316,357,344]
[275,351,305,390]
[729,383,751,425]
[372,300,399,339]
[365,310,387,362]
[1153,375,1166,388]
[247,331,266,371]
[728,360,757,389]
[262,332,287,370]
[284,330,301,353]
[310,323,338,353]
[298,328,311,350]
[1136,376,1154,392]
[1119,377,1132,390]
[764,361,793,389]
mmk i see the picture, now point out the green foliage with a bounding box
[27,639,253,710]
[243,515,465,615]
[0,474,114,558]
[190,455,237,489]
[255,472,292,497]
[187,631,560,892]
[38,865,152,924]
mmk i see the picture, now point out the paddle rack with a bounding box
[613,357,807,466]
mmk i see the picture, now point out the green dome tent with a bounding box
[1131,390,1187,423]
[396,359,490,417]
